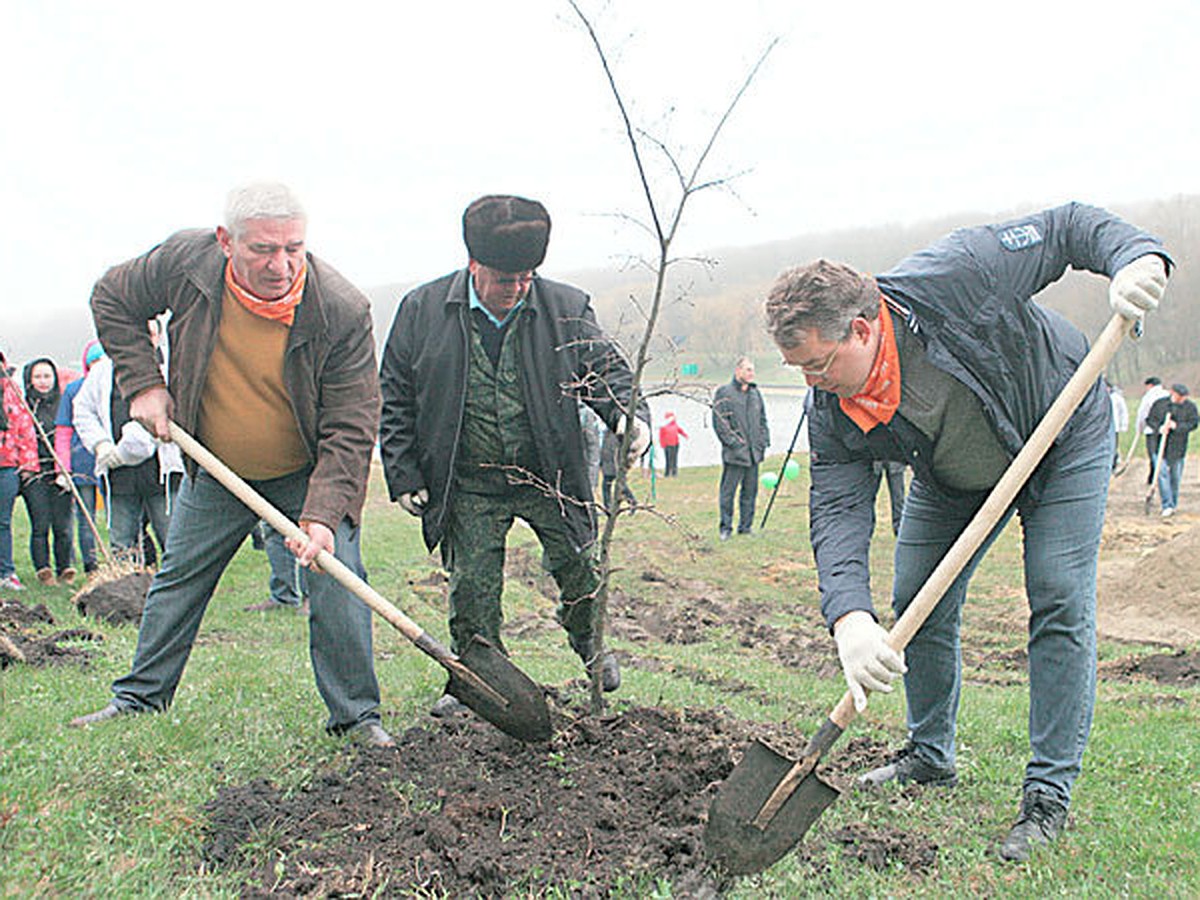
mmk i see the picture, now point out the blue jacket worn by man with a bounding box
[764,202,1170,862]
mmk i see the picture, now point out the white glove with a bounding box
[1109,255,1167,321]
[398,488,429,517]
[93,440,121,470]
[834,610,906,712]
[55,472,72,492]
[620,420,650,469]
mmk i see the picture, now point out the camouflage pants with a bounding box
[442,485,600,656]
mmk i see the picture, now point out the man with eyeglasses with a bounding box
[379,195,649,716]
[763,203,1169,862]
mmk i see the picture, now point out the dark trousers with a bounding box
[22,477,74,574]
[873,461,908,537]
[663,445,680,477]
[602,474,636,510]
[719,463,759,535]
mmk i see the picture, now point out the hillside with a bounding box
[18,196,1199,391]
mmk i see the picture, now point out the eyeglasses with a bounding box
[792,342,843,378]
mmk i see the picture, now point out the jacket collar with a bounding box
[447,267,540,318]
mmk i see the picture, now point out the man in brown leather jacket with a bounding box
[70,182,391,746]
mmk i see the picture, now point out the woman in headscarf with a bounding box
[22,356,76,584]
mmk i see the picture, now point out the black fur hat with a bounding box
[463,195,551,273]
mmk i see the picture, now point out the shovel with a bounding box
[167,422,552,743]
[705,312,1134,875]
[1144,414,1172,515]
[1110,433,1139,477]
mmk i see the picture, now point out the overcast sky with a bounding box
[4,0,1197,340]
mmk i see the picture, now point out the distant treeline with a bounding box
[361,196,1199,392]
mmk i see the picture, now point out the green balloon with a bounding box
[784,459,801,480]
[761,471,779,489]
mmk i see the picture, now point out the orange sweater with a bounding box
[197,289,310,480]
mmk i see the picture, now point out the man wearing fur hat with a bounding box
[379,194,648,716]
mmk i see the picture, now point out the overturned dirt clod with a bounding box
[72,570,152,625]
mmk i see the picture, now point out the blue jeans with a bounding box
[718,463,759,534]
[264,522,306,605]
[891,440,1110,806]
[73,483,98,572]
[110,469,381,732]
[1157,457,1185,511]
[0,467,18,578]
[107,480,177,558]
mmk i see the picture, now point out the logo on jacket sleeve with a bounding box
[997,223,1043,251]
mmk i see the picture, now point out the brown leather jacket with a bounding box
[90,229,381,529]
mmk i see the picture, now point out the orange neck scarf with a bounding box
[839,298,901,433]
[224,262,306,326]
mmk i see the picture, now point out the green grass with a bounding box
[1,457,1197,897]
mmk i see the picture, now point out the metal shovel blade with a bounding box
[705,740,841,875]
[445,635,553,743]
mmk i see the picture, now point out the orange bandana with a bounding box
[224,262,307,326]
[839,298,901,433]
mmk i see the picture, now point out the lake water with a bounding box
[644,384,809,471]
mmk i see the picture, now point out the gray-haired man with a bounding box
[70,182,390,746]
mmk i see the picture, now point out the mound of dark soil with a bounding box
[1,627,102,668]
[0,599,104,669]
[73,570,152,624]
[1099,649,1200,686]
[202,700,937,897]
[0,598,55,627]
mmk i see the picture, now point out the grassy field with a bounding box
[1,449,1197,897]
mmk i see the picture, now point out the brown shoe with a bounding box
[36,568,55,586]
[58,567,77,585]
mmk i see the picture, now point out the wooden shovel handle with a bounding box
[829,312,1134,730]
[167,421,442,656]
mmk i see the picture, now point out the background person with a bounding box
[600,426,637,511]
[73,336,184,562]
[712,356,770,539]
[872,460,908,537]
[55,341,105,576]
[0,348,37,591]
[379,194,648,715]
[1145,383,1198,517]
[763,202,1169,862]
[69,182,390,747]
[658,410,688,477]
[1135,376,1170,484]
[1107,380,1129,471]
[21,357,76,585]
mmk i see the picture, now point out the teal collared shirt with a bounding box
[468,275,525,328]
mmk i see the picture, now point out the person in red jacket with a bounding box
[658,411,688,477]
[0,347,39,590]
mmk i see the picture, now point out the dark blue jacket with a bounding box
[809,202,1170,629]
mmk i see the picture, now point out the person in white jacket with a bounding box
[72,324,183,559]
[1135,376,1171,485]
